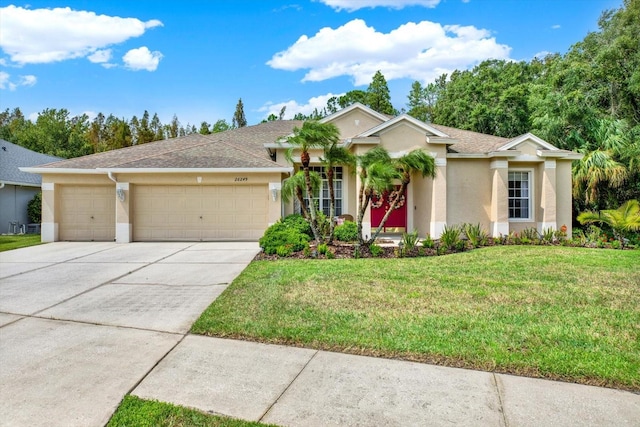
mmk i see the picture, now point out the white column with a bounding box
[41,182,58,242]
[490,160,509,237]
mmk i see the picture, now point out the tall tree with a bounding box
[366,71,396,115]
[232,98,247,128]
[281,170,322,220]
[211,119,231,133]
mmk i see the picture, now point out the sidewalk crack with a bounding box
[493,373,509,427]
[258,349,320,422]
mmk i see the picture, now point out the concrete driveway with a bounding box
[0,241,259,427]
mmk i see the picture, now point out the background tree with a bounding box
[232,98,247,128]
[211,119,231,133]
[366,71,396,115]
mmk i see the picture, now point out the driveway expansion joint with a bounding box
[492,372,509,427]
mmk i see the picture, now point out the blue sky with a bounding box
[0,0,623,127]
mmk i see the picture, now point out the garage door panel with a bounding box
[133,185,268,241]
[59,186,115,241]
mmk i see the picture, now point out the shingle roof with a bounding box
[33,120,303,170]
[428,124,510,153]
[0,140,61,185]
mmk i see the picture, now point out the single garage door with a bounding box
[133,185,268,241]
[59,185,115,241]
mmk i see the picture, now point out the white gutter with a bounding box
[0,182,4,190]
[107,171,117,184]
[97,167,295,174]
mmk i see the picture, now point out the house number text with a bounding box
[234,177,248,182]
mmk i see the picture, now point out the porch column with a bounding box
[540,159,557,231]
[490,160,509,237]
[429,158,447,238]
[115,182,131,243]
[356,167,372,240]
[41,182,58,242]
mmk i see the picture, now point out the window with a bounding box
[508,171,531,220]
[295,166,343,217]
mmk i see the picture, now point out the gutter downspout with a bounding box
[107,171,117,184]
[0,182,5,190]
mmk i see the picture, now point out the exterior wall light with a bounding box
[116,187,125,202]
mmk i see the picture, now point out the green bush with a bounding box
[281,214,312,237]
[317,243,328,255]
[276,245,293,257]
[27,192,42,224]
[462,223,489,247]
[439,224,461,250]
[259,219,310,255]
[334,221,358,242]
[370,244,383,257]
[422,234,435,249]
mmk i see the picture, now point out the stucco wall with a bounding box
[378,124,426,153]
[329,110,384,138]
[446,159,492,229]
[556,160,574,235]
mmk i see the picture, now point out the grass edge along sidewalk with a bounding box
[192,245,640,392]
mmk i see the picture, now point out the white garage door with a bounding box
[133,185,268,241]
[59,186,115,241]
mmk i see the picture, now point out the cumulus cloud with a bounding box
[87,49,112,63]
[551,24,561,29]
[268,19,511,85]
[0,5,162,66]
[259,93,345,119]
[122,46,163,71]
[0,71,37,90]
[319,0,440,11]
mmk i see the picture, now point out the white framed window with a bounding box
[296,166,343,216]
[508,170,533,221]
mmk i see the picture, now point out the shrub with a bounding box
[276,245,293,257]
[334,221,358,242]
[281,214,312,237]
[259,220,310,255]
[27,192,42,224]
[317,243,328,255]
[439,224,461,250]
[422,234,435,249]
[401,229,419,254]
[369,244,383,257]
[462,223,488,248]
[521,227,539,241]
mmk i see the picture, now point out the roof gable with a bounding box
[358,114,451,138]
[320,102,389,125]
[498,133,558,151]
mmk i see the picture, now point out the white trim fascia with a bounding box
[434,158,447,167]
[42,182,54,191]
[357,114,450,138]
[19,167,105,174]
[0,180,41,187]
[510,155,544,162]
[487,151,521,158]
[349,136,380,145]
[426,136,458,145]
[490,160,509,169]
[319,102,389,124]
[446,153,488,159]
[544,159,557,169]
[97,167,294,174]
[499,133,558,151]
[537,150,584,160]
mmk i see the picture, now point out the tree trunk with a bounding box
[303,162,322,243]
[296,186,309,219]
[327,166,336,242]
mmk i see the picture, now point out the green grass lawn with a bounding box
[108,396,273,427]
[0,234,43,252]
[192,245,640,391]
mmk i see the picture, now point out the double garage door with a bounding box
[133,185,268,241]
[58,184,268,241]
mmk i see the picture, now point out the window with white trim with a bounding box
[296,166,343,216]
[508,170,531,220]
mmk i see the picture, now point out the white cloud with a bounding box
[122,46,163,71]
[0,5,162,65]
[268,19,511,85]
[551,24,561,30]
[259,92,345,119]
[319,0,440,11]
[533,51,552,60]
[0,71,37,90]
[0,71,10,89]
[87,49,112,63]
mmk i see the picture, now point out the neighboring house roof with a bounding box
[0,139,61,186]
[27,121,303,172]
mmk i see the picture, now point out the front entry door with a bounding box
[371,186,407,231]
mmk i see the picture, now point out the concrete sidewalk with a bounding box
[133,335,640,427]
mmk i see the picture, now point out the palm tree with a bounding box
[285,120,341,243]
[355,147,399,245]
[320,141,355,242]
[281,170,321,220]
[577,199,640,244]
[369,149,436,243]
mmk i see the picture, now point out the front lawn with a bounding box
[0,234,43,252]
[192,246,640,391]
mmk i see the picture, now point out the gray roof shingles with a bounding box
[0,140,61,185]
[33,120,303,170]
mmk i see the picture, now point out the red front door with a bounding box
[371,186,407,229]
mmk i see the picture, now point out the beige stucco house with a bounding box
[23,103,581,243]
